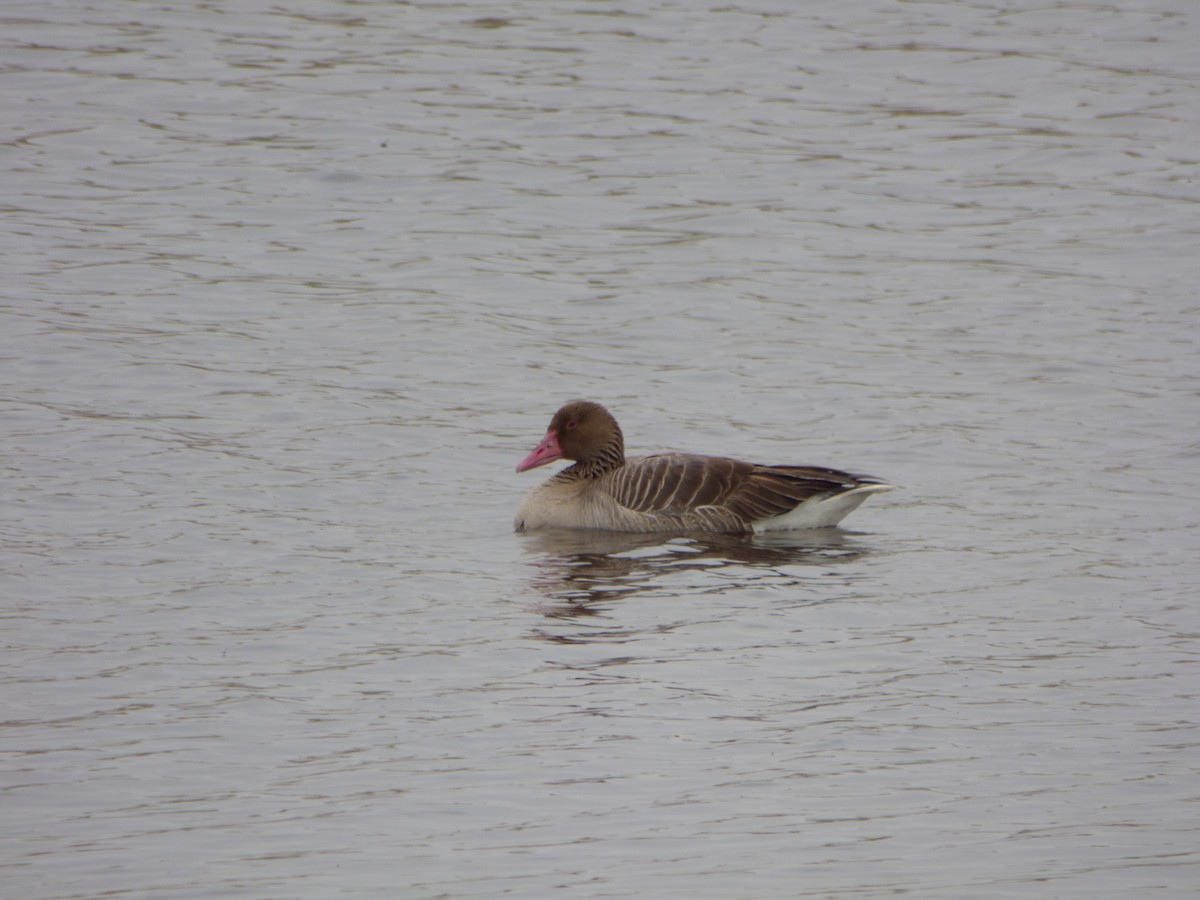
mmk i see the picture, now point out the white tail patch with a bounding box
[752,483,894,533]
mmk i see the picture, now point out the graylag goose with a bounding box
[514,400,892,534]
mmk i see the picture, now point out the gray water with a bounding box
[3,1,1198,897]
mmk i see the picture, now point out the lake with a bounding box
[2,0,1198,897]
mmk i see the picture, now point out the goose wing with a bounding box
[606,456,881,527]
[724,465,882,523]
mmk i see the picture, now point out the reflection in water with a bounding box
[521,529,876,643]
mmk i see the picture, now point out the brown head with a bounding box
[516,400,626,475]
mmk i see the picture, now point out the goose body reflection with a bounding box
[524,528,872,609]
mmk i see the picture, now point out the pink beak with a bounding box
[516,430,563,473]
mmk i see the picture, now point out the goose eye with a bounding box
[565,419,578,431]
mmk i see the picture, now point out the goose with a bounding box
[514,400,892,534]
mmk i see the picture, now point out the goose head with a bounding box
[516,400,625,474]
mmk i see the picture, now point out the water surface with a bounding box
[3,1,1198,897]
